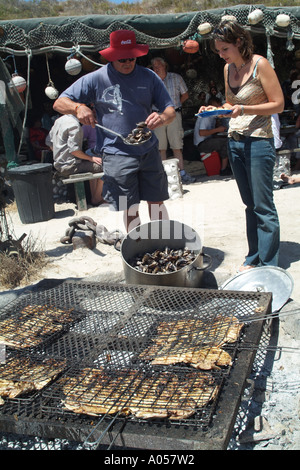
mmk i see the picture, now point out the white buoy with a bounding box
[45,85,59,100]
[248,9,264,25]
[197,22,212,35]
[11,73,26,93]
[65,58,82,76]
[275,14,290,28]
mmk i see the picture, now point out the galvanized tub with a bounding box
[121,220,211,288]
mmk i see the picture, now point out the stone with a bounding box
[72,230,96,250]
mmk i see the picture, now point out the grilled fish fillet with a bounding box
[205,316,244,346]
[21,305,74,323]
[62,367,219,420]
[128,371,218,419]
[0,357,66,400]
[0,322,63,348]
[0,304,74,349]
[0,378,35,399]
[140,315,243,370]
[150,346,232,369]
[153,316,243,348]
[63,368,139,416]
[129,399,196,420]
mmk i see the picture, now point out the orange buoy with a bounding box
[182,40,199,54]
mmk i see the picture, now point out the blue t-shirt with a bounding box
[193,115,217,146]
[60,63,174,155]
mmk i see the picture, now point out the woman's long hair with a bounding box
[211,20,254,62]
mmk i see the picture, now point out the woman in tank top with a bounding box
[199,20,284,270]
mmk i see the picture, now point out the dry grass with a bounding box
[0,233,49,289]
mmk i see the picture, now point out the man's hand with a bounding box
[91,155,102,166]
[145,106,176,130]
[145,112,165,130]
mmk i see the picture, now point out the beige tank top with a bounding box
[227,58,273,139]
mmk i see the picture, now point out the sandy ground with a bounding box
[1,164,300,450]
[3,165,299,301]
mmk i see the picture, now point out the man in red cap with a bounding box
[53,30,176,232]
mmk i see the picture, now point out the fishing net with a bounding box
[0,7,299,53]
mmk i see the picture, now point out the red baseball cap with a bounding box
[99,30,149,62]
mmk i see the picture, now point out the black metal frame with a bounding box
[0,279,272,450]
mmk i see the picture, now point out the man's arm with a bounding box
[53,96,79,115]
[180,91,189,105]
[71,149,102,166]
[53,97,96,127]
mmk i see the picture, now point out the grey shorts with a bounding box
[102,146,169,211]
[75,160,103,174]
[59,160,102,177]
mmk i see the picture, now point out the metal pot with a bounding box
[121,220,211,288]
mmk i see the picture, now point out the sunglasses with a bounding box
[118,58,136,63]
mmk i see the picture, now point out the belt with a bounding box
[175,107,182,112]
[230,131,246,141]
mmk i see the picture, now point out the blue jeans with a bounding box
[228,135,280,266]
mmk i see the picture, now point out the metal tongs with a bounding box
[95,122,152,146]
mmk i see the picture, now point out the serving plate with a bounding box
[195,109,232,117]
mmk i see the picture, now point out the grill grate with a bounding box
[0,280,272,449]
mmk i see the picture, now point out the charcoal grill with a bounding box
[0,279,272,450]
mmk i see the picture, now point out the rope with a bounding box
[77,49,104,68]
[17,48,32,157]
[45,52,55,87]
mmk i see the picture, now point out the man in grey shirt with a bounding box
[46,114,104,205]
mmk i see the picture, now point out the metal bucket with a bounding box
[121,220,211,288]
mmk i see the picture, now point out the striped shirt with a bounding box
[162,72,188,109]
[227,58,273,139]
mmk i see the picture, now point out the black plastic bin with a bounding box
[7,163,55,224]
